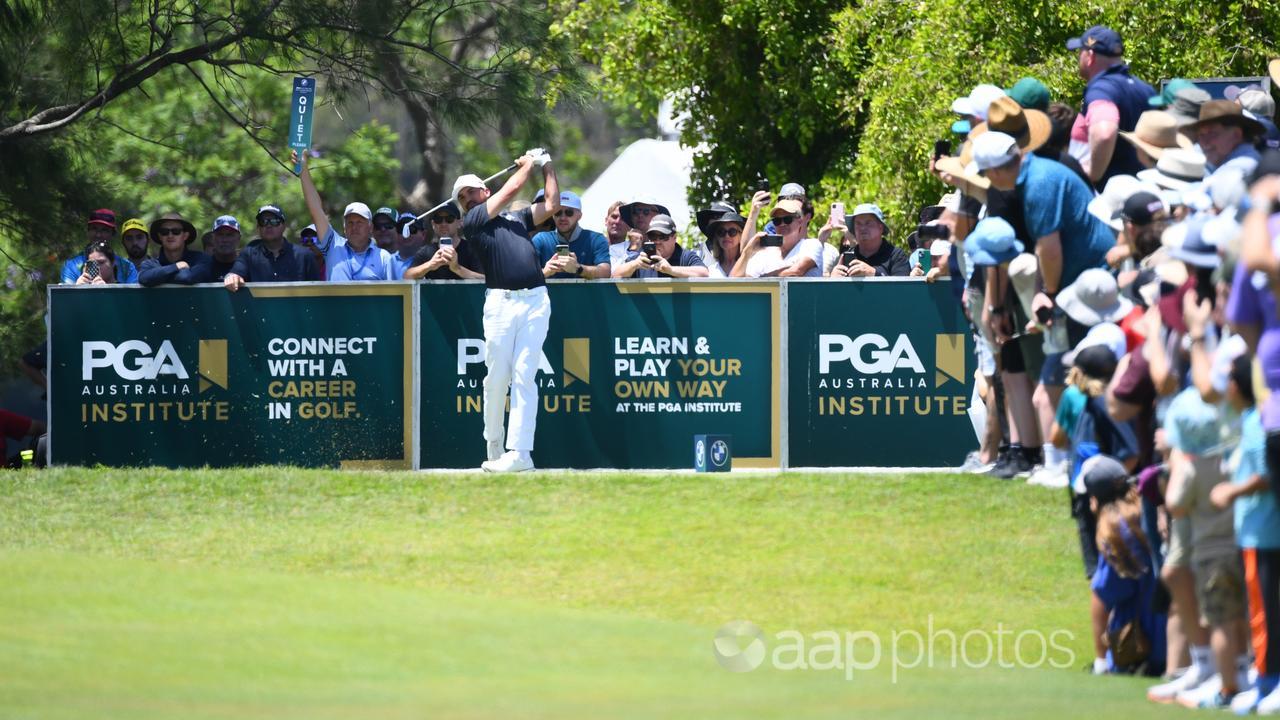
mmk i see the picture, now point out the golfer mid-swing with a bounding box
[453,149,558,472]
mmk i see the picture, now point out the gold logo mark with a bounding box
[935,334,965,387]
[198,339,228,392]
[563,338,590,387]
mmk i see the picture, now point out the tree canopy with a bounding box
[560,0,1280,230]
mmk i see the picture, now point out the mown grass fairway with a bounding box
[0,469,1175,718]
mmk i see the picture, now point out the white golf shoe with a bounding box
[481,451,534,473]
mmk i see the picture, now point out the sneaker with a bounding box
[992,445,1034,480]
[984,445,1011,477]
[486,440,504,462]
[1177,674,1223,708]
[481,450,534,473]
[1148,666,1206,704]
[1027,461,1069,488]
[960,451,994,474]
[1257,684,1280,714]
[1199,690,1238,710]
[1231,687,1261,714]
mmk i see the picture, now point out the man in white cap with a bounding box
[292,149,393,281]
[454,149,560,472]
[951,84,1007,127]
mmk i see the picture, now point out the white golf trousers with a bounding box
[482,286,551,452]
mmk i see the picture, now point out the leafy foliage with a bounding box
[564,0,1280,232]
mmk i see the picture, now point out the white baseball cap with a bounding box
[452,174,487,205]
[343,202,372,221]
[971,131,1021,171]
[951,84,1007,122]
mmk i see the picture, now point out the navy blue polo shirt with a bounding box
[624,246,704,278]
[229,239,322,282]
[1083,64,1156,186]
[462,204,545,290]
[138,250,212,286]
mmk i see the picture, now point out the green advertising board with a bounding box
[48,284,413,469]
[418,281,781,469]
[786,280,976,467]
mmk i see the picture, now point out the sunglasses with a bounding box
[373,222,397,231]
[258,216,284,227]
[772,214,799,226]
[554,209,578,218]
[712,226,742,238]
[647,232,673,241]
[431,215,457,224]
[156,227,185,237]
[631,207,658,217]
[122,232,148,242]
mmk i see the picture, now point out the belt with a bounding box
[487,286,546,299]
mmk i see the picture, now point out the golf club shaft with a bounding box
[416,163,519,221]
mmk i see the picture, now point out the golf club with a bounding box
[415,163,519,222]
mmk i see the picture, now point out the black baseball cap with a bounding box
[1118,192,1164,226]
[1081,454,1132,505]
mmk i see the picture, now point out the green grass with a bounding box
[0,468,1176,718]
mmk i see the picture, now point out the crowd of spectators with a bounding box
[919,25,1280,712]
[37,25,1280,709]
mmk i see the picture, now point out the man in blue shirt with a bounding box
[60,209,140,284]
[389,213,427,280]
[974,131,1113,314]
[293,149,392,281]
[1184,100,1263,182]
[223,205,322,290]
[1065,25,1156,188]
[531,191,610,279]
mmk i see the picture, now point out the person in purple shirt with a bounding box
[1234,167,1280,506]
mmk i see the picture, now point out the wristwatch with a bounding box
[986,305,1005,314]
[575,265,584,277]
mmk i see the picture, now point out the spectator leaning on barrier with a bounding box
[532,191,610,279]
[60,209,139,284]
[206,215,242,282]
[404,202,484,281]
[615,214,708,279]
[604,200,632,266]
[1065,25,1157,187]
[456,149,559,473]
[829,204,909,278]
[705,211,746,278]
[223,205,322,291]
[138,213,210,286]
[735,196,823,277]
[118,218,150,267]
[619,195,670,235]
[371,206,399,252]
[72,241,119,285]
[293,149,392,281]
[388,213,426,280]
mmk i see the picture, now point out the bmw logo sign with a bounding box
[711,440,728,467]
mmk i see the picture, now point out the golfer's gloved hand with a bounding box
[526,148,551,168]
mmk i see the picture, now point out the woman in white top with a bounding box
[705,212,746,278]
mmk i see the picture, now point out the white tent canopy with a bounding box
[578,138,695,233]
